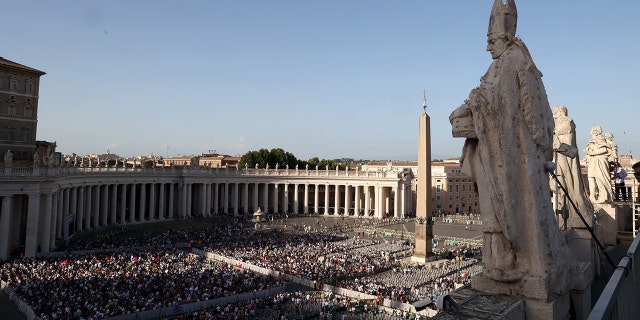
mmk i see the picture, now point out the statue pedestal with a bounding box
[431,285,571,320]
[594,204,617,247]
[469,273,571,320]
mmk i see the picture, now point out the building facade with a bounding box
[0,58,45,163]
[363,160,480,215]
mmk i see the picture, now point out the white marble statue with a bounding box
[4,150,13,166]
[584,125,613,204]
[604,132,618,162]
[33,153,41,168]
[551,105,590,227]
[449,0,574,299]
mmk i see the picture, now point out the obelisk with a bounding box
[412,90,434,263]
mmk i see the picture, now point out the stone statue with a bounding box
[33,153,41,168]
[4,150,13,166]
[584,125,613,204]
[305,164,308,170]
[604,132,618,162]
[551,105,590,227]
[275,163,279,170]
[46,145,54,167]
[286,164,289,170]
[449,0,574,299]
[255,163,258,170]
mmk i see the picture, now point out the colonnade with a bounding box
[0,174,412,260]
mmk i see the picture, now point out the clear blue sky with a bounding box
[5,1,639,160]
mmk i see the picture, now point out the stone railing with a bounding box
[0,165,400,180]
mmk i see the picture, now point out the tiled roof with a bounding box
[0,57,46,75]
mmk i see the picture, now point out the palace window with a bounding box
[10,79,19,91]
[26,82,35,94]
[23,130,32,142]
[7,128,16,140]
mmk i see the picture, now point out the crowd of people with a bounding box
[1,215,481,319]
[0,247,282,319]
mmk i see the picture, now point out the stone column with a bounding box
[50,191,59,247]
[374,186,381,218]
[324,184,330,216]
[213,183,219,215]
[283,184,289,213]
[168,183,175,219]
[223,183,229,214]
[101,184,108,226]
[304,184,309,214]
[129,184,137,222]
[179,183,187,218]
[84,186,92,230]
[294,184,300,214]
[158,183,165,220]
[60,189,68,237]
[314,184,319,214]
[243,183,249,215]
[110,184,117,224]
[120,184,127,223]
[186,183,192,217]
[355,185,361,216]
[149,183,156,220]
[334,184,340,215]
[233,183,239,215]
[262,183,269,213]
[39,193,53,252]
[25,193,41,257]
[0,196,13,260]
[380,187,390,217]
[273,184,279,214]
[139,183,147,221]
[252,183,259,212]
[91,186,99,227]
[204,183,211,216]
[345,185,352,216]
[396,185,403,218]
[364,186,370,217]
[75,187,83,232]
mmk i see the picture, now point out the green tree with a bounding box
[239,148,298,169]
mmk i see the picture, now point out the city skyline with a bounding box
[4,1,638,160]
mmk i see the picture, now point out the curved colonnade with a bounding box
[0,165,413,260]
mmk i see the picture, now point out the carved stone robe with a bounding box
[450,40,574,297]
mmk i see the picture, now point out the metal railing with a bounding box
[587,234,640,320]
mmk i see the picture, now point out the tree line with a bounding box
[238,148,349,170]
